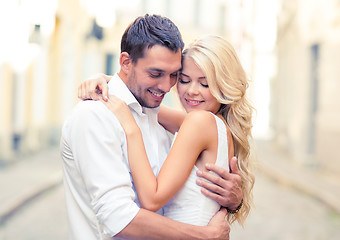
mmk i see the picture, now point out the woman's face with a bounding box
[177,57,221,113]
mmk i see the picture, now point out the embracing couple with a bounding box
[60,14,255,239]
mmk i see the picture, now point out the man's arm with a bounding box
[70,101,141,236]
[117,208,230,240]
[197,157,243,210]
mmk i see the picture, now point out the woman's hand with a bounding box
[78,73,111,101]
[101,95,139,135]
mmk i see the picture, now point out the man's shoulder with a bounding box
[73,100,107,114]
[62,100,119,134]
[67,100,118,122]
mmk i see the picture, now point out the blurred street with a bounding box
[0,141,339,240]
[1,0,340,239]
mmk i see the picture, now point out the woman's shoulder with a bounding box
[176,111,218,148]
[182,110,217,130]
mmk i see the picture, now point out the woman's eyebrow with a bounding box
[181,72,206,80]
[180,72,190,77]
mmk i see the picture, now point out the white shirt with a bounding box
[60,74,172,239]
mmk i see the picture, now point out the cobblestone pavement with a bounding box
[1,172,340,239]
[0,145,340,239]
[0,185,67,240]
[231,173,340,240]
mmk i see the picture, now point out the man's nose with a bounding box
[158,76,175,93]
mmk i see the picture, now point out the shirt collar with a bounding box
[108,74,160,117]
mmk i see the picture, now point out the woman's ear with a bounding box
[120,52,131,74]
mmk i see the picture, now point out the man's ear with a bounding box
[120,52,132,74]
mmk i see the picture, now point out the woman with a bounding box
[86,35,254,226]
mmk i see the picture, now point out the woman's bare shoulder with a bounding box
[182,110,217,131]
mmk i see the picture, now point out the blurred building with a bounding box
[0,0,254,163]
[273,0,340,173]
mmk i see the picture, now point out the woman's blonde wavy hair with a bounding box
[182,35,255,226]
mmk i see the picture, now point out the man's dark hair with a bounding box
[121,14,184,63]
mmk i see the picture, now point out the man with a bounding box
[61,14,242,239]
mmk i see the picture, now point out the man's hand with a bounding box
[207,208,230,240]
[196,157,243,210]
[78,73,111,101]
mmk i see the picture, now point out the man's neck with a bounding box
[118,70,127,83]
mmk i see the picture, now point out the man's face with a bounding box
[126,45,182,108]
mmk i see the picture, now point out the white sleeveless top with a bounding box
[163,114,229,226]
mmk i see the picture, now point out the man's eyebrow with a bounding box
[148,68,165,72]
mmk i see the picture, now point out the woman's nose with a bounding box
[187,82,199,95]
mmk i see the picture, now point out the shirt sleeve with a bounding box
[68,101,140,236]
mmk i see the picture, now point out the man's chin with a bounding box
[138,99,161,109]
[143,103,161,109]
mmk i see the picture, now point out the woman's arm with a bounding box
[158,105,186,134]
[102,96,216,211]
